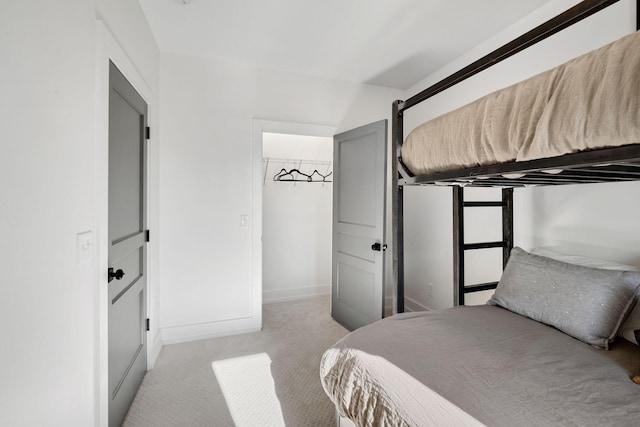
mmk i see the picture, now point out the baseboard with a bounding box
[384,296,394,317]
[148,331,163,369]
[404,296,431,313]
[263,284,330,304]
[161,316,261,345]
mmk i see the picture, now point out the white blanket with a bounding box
[321,347,484,427]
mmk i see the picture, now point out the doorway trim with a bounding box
[95,20,160,427]
[251,120,336,316]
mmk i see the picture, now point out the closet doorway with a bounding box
[262,132,333,304]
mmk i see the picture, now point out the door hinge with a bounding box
[146,318,150,331]
[145,229,150,242]
[145,126,150,140]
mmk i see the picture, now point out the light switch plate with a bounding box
[77,230,94,264]
[240,215,249,227]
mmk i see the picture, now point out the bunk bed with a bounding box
[394,0,640,308]
[321,1,640,425]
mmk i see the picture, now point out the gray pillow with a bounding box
[487,247,640,349]
[531,248,640,347]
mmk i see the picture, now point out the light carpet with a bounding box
[212,353,285,426]
[123,296,348,426]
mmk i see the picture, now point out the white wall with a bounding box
[400,0,639,311]
[158,52,403,342]
[262,133,333,303]
[0,2,96,425]
[0,1,159,426]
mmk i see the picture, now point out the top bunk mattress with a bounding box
[402,30,640,176]
[320,305,640,427]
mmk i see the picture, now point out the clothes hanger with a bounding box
[273,168,313,182]
[310,170,333,182]
[273,168,292,181]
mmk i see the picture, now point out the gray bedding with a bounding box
[321,306,640,426]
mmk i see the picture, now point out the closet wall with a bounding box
[262,133,333,303]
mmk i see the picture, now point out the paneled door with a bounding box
[331,120,387,330]
[108,61,148,427]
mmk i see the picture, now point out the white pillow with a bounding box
[531,247,640,346]
[531,248,640,271]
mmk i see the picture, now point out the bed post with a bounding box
[392,100,405,313]
[502,188,514,267]
[452,186,465,306]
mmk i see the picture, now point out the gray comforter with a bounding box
[321,306,640,426]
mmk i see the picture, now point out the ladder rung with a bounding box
[463,201,504,207]
[463,282,499,293]
[463,241,506,250]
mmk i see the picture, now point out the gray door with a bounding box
[332,120,387,330]
[108,61,148,427]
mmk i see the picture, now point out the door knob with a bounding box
[371,243,387,252]
[108,267,125,282]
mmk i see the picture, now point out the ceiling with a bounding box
[139,0,556,90]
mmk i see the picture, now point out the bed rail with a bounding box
[397,0,621,114]
[403,145,640,187]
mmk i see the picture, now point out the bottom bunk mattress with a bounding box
[320,305,640,427]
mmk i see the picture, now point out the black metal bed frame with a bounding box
[392,0,640,312]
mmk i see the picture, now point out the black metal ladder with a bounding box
[452,186,513,306]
